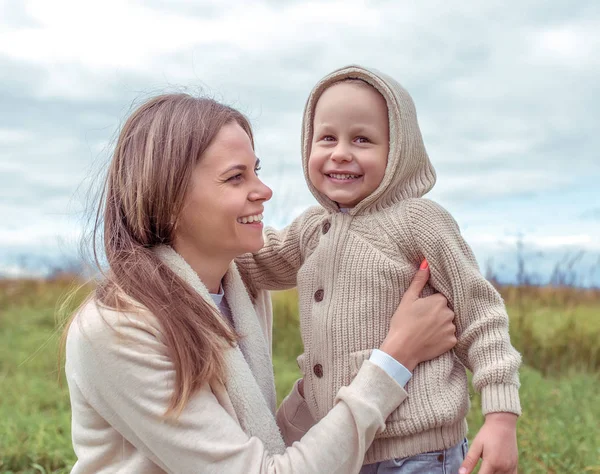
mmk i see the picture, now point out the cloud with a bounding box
[470,233,598,250]
[0,0,599,277]
[0,128,34,143]
[531,21,600,67]
[581,208,600,220]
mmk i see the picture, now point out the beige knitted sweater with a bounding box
[237,65,522,464]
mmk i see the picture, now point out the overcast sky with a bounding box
[1,0,599,283]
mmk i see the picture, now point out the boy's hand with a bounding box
[459,412,518,474]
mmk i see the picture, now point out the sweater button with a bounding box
[313,364,323,378]
[437,453,444,462]
[314,289,324,302]
[322,221,330,234]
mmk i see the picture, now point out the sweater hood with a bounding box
[301,65,436,215]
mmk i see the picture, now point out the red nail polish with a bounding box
[420,259,429,270]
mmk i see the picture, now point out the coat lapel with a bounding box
[223,266,278,413]
[154,245,285,454]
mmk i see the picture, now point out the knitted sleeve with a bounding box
[405,199,522,416]
[235,206,326,291]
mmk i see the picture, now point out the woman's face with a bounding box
[174,121,272,261]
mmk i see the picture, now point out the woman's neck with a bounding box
[171,241,230,294]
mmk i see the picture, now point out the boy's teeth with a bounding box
[329,173,359,180]
[237,213,263,224]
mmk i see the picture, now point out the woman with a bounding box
[64,94,457,473]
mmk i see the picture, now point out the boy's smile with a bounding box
[308,80,389,208]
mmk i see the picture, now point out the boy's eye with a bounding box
[356,136,370,143]
[322,135,336,142]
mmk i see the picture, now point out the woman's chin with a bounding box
[239,238,265,256]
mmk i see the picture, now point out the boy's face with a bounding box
[308,81,389,208]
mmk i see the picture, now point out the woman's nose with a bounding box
[249,178,273,202]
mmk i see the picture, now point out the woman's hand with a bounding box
[379,260,456,370]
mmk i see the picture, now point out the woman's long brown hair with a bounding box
[63,94,254,416]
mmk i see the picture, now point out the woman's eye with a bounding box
[254,166,261,175]
[227,173,243,182]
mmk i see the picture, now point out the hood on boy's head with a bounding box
[301,65,436,214]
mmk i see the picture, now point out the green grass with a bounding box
[1,280,599,473]
[0,278,89,474]
[466,367,600,473]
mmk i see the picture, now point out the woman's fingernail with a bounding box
[420,259,429,270]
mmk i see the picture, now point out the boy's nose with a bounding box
[330,144,353,162]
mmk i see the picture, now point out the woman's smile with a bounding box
[237,212,264,225]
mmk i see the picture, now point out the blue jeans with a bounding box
[360,439,468,474]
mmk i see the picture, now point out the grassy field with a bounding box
[1,278,599,473]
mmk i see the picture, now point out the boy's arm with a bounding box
[405,199,521,416]
[236,206,326,291]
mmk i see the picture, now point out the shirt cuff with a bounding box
[369,349,412,387]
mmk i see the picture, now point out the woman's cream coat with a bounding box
[65,245,407,473]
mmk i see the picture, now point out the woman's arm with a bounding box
[66,304,405,474]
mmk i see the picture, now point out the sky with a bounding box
[1,0,599,284]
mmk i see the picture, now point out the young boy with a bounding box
[237,65,521,473]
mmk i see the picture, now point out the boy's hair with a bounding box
[341,77,372,87]
[327,77,387,108]
[328,77,374,90]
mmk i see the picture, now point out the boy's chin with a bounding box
[334,199,360,208]
[328,192,362,208]
[320,188,365,208]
